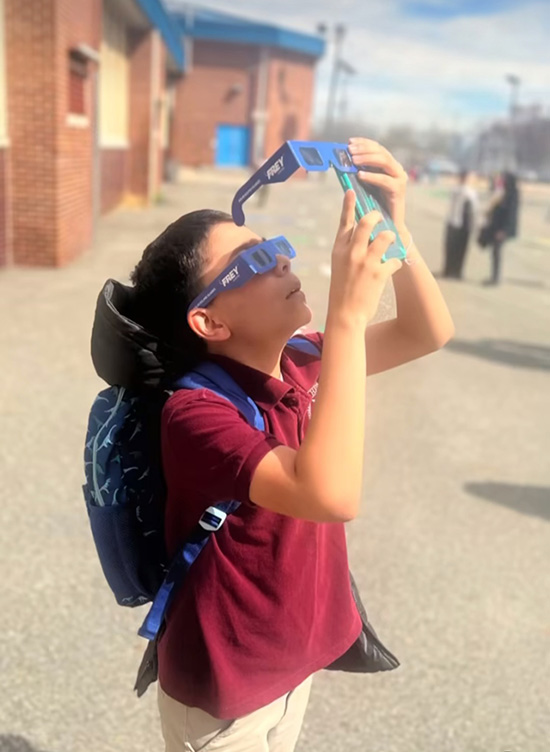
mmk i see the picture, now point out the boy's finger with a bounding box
[352,210,383,250]
[348,137,380,151]
[350,153,402,179]
[368,230,396,262]
[357,171,394,191]
[338,190,356,235]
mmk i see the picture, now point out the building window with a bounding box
[68,51,88,115]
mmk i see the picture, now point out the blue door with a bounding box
[216,124,250,167]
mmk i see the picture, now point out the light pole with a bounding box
[320,23,347,136]
[337,59,357,122]
[506,73,521,170]
[506,74,521,117]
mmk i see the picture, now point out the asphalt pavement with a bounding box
[0,170,549,752]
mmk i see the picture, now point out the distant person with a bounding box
[481,172,520,286]
[441,170,478,280]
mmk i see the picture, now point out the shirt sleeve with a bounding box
[162,389,282,508]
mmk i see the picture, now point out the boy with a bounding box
[129,138,454,751]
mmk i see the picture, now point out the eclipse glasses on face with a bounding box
[188,236,296,313]
[231,140,407,263]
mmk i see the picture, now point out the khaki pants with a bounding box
[158,676,313,752]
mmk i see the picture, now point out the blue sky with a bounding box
[400,0,520,20]
[171,0,550,131]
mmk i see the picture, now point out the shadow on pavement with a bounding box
[446,338,550,371]
[0,737,48,752]
[505,277,547,290]
[465,482,550,522]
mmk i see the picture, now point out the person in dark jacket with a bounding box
[442,170,478,279]
[483,171,520,286]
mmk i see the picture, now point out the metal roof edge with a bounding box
[172,9,325,59]
[135,0,185,70]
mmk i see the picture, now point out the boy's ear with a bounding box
[187,308,231,343]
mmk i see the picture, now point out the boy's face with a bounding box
[197,222,312,344]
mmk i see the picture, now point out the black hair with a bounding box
[131,209,233,374]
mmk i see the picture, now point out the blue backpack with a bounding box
[83,337,321,643]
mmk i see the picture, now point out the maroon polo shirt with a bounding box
[157,333,362,719]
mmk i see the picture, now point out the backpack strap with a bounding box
[177,361,265,430]
[286,335,322,357]
[138,363,265,641]
[138,498,239,640]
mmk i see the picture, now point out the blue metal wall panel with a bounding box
[216,125,251,167]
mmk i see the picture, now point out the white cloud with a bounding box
[171,1,550,128]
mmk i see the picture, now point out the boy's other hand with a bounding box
[348,137,408,231]
[328,190,403,327]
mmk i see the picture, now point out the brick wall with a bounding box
[155,43,167,191]
[5,0,101,266]
[171,40,259,167]
[5,0,58,266]
[55,0,101,266]
[0,147,8,265]
[100,149,129,213]
[128,29,166,203]
[3,0,173,267]
[170,42,317,169]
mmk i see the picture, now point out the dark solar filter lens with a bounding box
[275,239,292,256]
[252,249,271,267]
[299,147,324,166]
[334,148,353,168]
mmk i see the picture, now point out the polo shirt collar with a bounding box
[208,350,304,411]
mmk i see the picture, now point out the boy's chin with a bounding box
[270,304,313,341]
[297,303,313,327]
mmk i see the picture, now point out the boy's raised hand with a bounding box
[329,190,403,327]
[348,137,408,231]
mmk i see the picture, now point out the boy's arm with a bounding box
[250,320,367,523]
[345,138,455,376]
[250,194,402,524]
[364,230,455,376]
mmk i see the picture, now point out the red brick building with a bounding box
[168,8,325,170]
[0,0,8,267]
[0,0,184,267]
[0,3,324,268]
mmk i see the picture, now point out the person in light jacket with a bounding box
[441,170,478,280]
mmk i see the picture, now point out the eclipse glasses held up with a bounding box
[231,141,407,263]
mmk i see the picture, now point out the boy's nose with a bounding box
[274,255,290,275]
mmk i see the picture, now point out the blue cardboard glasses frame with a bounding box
[187,236,296,313]
[231,140,407,263]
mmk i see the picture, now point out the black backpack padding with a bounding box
[91,279,167,390]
